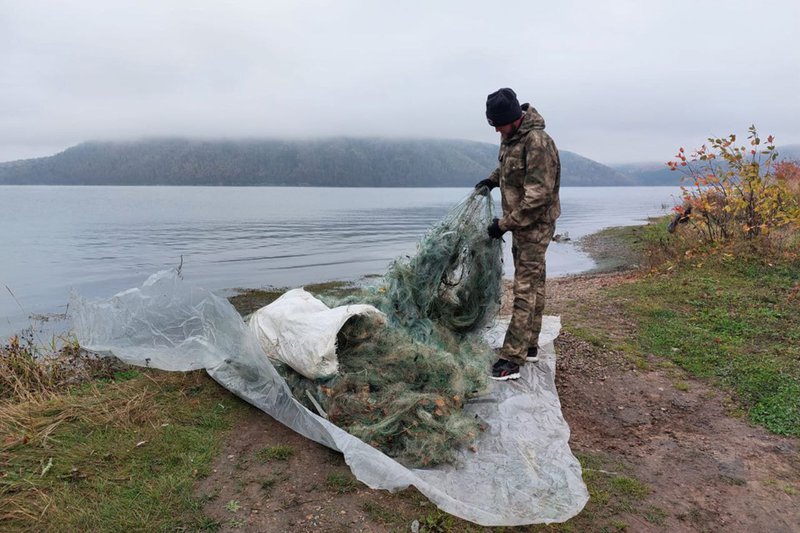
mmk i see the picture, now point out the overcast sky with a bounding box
[2,0,799,164]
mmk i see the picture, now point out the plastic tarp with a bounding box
[248,288,385,379]
[71,270,588,526]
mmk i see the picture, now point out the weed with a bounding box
[604,520,628,532]
[256,444,294,462]
[565,325,610,349]
[569,452,652,528]
[610,476,650,500]
[260,473,287,495]
[361,501,406,525]
[325,472,358,493]
[643,506,668,525]
[420,509,455,532]
[111,369,141,381]
[674,381,690,392]
[260,478,277,492]
[197,516,222,531]
[225,500,241,513]
[719,474,747,486]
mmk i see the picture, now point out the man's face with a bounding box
[495,119,521,140]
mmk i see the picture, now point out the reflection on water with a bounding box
[0,186,681,336]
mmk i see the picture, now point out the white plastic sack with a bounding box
[247,288,385,379]
[71,271,588,526]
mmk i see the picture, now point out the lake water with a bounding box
[1,186,681,337]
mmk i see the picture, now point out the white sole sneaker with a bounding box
[490,372,521,381]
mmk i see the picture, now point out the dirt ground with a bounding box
[199,272,800,532]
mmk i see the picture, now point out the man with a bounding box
[475,88,561,381]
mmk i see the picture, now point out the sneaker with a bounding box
[526,347,540,363]
[491,359,521,381]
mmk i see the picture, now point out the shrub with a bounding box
[666,126,800,256]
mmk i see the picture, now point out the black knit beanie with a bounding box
[486,88,522,127]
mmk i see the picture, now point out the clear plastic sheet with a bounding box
[71,270,588,526]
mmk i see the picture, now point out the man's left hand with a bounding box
[487,218,506,239]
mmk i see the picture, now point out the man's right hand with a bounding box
[487,218,505,239]
[474,178,497,191]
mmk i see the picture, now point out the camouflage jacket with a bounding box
[486,104,561,232]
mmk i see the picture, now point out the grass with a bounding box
[545,452,652,531]
[540,218,799,529]
[567,218,800,438]
[360,501,407,525]
[606,249,800,436]
[419,509,457,532]
[0,370,247,531]
[259,473,287,495]
[674,381,690,392]
[228,280,363,317]
[579,224,652,273]
[255,444,294,462]
[325,472,358,493]
[0,333,120,402]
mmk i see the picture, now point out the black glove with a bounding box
[474,178,497,191]
[487,218,505,239]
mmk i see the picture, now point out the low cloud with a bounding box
[2,0,798,163]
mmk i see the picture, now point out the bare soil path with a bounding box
[549,273,800,533]
[200,272,800,532]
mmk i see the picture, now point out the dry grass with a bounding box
[0,369,241,531]
[0,377,158,523]
[0,331,242,531]
[1,333,119,402]
[1,380,155,452]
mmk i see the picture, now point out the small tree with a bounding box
[667,126,800,246]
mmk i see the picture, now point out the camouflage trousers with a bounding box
[500,223,555,365]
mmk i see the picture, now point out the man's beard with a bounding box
[501,123,520,140]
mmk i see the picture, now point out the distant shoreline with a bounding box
[0,138,679,186]
[0,183,681,188]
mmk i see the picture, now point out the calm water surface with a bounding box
[1,186,681,336]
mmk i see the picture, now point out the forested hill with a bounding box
[0,138,635,187]
[612,144,800,186]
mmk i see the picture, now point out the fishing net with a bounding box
[277,190,504,467]
[374,189,504,339]
[71,189,590,525]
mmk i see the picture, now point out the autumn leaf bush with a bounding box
[775,159,800,199]
[666,126,800,259]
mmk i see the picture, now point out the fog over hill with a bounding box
[611,144,800,186]
[0,138,637,187]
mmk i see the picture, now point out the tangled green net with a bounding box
[278,190,503,467]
